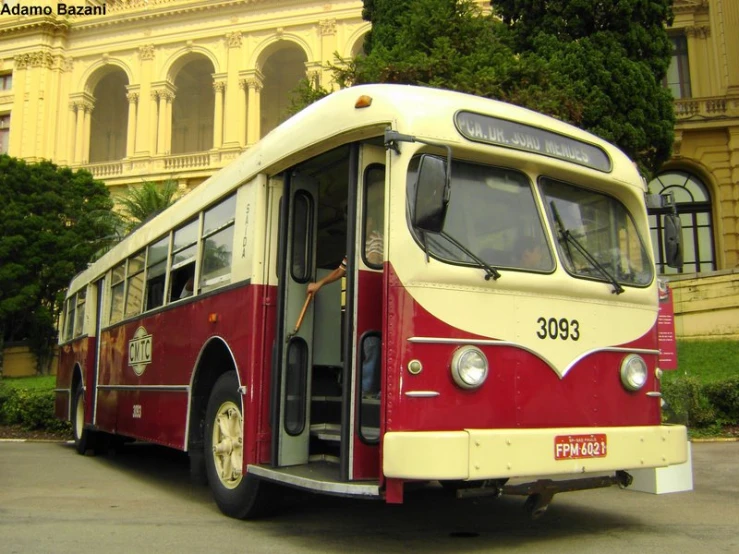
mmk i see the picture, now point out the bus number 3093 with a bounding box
[536,317,580,341]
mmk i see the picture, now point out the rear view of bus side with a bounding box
[55,85,688,520]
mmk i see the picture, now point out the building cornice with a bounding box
[673,0,710,15]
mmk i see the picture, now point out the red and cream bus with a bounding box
[56,84,688,519]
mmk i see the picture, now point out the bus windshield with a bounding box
[541,178,653,287]
[407,157,554,272]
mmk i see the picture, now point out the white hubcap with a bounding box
[212,401,243,489]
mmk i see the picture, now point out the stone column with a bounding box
[73,101,85,163]
[162,90,174,155]
[9,54,29,158]
[238,79,248,147]
[67,102,77,163]
[157,91,168,154]
[223,32,243,147]
[246,75,263,145]
[213,80,226,149]
[81,100,94,164]
[125,90,139,157]
[136,44,156,155]
[150,90,160,154]
[719,0,739,93]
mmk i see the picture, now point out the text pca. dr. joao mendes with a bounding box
[1,3,107,16]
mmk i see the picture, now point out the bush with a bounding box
[662,375,739,429]
[661,376,716,427]
[703,376,739,424]
[0,385,70,433]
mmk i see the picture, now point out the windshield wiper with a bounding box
[439,231,501,281]
[550,202,624,295]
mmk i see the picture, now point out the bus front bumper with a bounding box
[383,425,688,481]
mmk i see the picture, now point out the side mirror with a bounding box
[664,214,683,269]
[413,154,449,234]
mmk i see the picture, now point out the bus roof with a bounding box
[67,84,639,295]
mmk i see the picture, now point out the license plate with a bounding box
[555,434,607,460]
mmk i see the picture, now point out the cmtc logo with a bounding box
[128,326,153,376]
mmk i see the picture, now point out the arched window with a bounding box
[648,170,715,274]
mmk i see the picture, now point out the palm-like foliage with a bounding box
[116,179,179,234]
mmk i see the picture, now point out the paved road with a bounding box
[0,440,737,553]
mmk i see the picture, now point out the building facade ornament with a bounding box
[319,19,337,36]
[138,44,155,61]
[226,32,242,48]
[684,25,711,39]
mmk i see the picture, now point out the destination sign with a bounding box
[454,111,612,173]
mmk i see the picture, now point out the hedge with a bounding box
[0,386,71,433]
[1,376,736,435]
[661,376,739,429]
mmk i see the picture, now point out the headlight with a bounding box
[620,354,648,391]
[451,346,488,389]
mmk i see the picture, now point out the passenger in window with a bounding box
[180,277,194,299]
[516,236,548,270]
[364,213,384,266]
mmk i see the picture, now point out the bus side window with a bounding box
[63,296,75,342]
[125,251,145,317]
[362,165,385,269]
[146,235,169,311]
[109,263,125,324]
[200,195,236,294]
[170,219,198,302]
[74,288,86,337]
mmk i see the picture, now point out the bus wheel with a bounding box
[72,384,98,455]
[204,372,276,519]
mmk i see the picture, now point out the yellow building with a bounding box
[650,0,739,338]
[0,0,737,340]
[1,0,369,191]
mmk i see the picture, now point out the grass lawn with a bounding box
[0,375,57,391]
[664,339,739,384]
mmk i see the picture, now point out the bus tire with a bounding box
[72,384,99,455]
[204,372,276,519]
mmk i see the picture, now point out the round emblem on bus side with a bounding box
[128,326,153,376]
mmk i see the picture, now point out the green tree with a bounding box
[491,0,676,176]
[335,0,674,176]
[0,155,115,376]
[115,179,179,234]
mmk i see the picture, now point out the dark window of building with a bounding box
[0,113,9,154]
[664,35,691,99]
[648,171,715,274]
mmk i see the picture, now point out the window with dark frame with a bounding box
[0,113,10,155]
[664,35,691,99]
[648,170,715,275]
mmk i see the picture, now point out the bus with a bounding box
[56,84,688,519]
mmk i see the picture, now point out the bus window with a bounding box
[109,263,125,324]
[290,191,313,282]
[170,220,198,302]
[125,251,145,316]
[200,196,235,293]
[406,158,553,272]
[362,165,385,269]
[73,288,86,337]
[63,296,75,342]
[145,236,169,311]
[541,178,653,286]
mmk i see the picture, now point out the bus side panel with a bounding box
[247,283,278,465]
[95,283,256,450]
[385,264,661,434]
[55,336,95,421]
[352,269,383,480]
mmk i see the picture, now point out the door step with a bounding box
[310,422,341,441]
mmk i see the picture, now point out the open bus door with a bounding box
[270,141,386,483]
[274,173,319,467]
[349,143,386,480]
